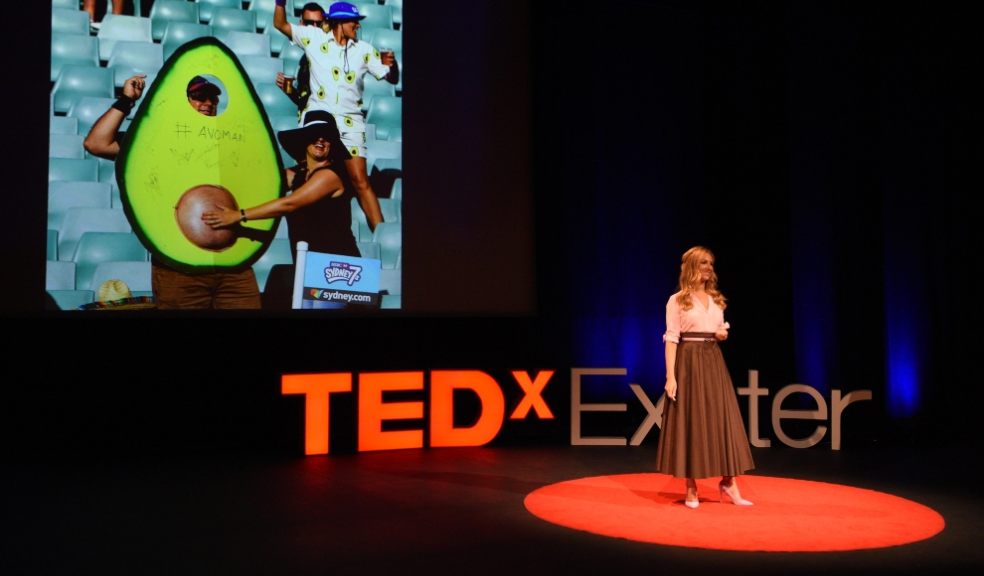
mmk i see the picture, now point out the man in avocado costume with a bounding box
[273,0,399,235]
[84,74,262,309]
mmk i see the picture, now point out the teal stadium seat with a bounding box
[350,197,372,242]
[49,134,86,160]
[366,95,401,141]
[96,157,117,184]
[52,8,90,35]
[353,3,394,30]
[46,260,76,290]
[263,23,290,56]
[368,28,402,53]
[212,7,257,33]
[249,0,296,33]
[275,218,290,239]
[49,158,99,183]
[357,241,380,260]
[378,197,401,223]
[51,34,99,83]
[51,66,113,114]
[255,82,300,116]
[73,232,149,290]
[390,177,401,201]
[48,290,95,310]
[97,15,153,61]
[52,0,78,8]
[379,268,400,296]
[107,41,164,87]
[162,22,213,59]
[150,0,200,42]
[196,0,244,24]
[89,261,153,293]
[279,43,304,74]
[371,221,401,269]
[68,96,117,138]
[371,157,402,173]
[48,180,113,230]
[380,294,400,309]
[240,55,283,86]
[214,29,271,56]
[361,76,395,113]
[50,116,79,135]
[58,208,132,262]
[383,0,403,27]
[252,238,293,291]
[48,229,59,260]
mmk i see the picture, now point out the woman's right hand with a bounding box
[665,377,678,402]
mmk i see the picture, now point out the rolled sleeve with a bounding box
[664,295,680,343]
[365,43,391,80]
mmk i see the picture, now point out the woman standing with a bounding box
[656,246,755,508]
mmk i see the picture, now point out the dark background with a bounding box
[2,1,981,456]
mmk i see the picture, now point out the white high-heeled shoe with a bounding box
[719,481,753,506]
[684,483,699,509]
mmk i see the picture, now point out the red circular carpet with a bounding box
[524,473,944,552]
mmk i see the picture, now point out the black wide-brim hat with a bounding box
[277,110,352,162]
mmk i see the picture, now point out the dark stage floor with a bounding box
[3,443,981,575]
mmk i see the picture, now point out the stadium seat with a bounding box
[89,261,153,293]
[48,229,59,260]
[51,34,99,83]
[162,22,213,59]
[263,23,290,56]
[73,232,149,290]
[58,208,132,262]
[378,197,401,223]
[97,14,153,62]
[212,7,257,33]
[366,95,401,141]
[67,96,117,138]
[214,29,271,56]
[46,260,76,290]
[249,0,296,33]
[47,290,95,310]
[371,221,401,269]
[150,0,200,42]
[48,180,113,230]
[51,65,113,114]
[50,116,79,135]
[368,28,402,53]
[390,177,402,201]
[52,0,78,8]
[52,7,90,35]
[357,241,380,261]
[49,158,99,183]
[380,294,400,309]
[49,134,87,160]
[107,41,164,87]
[196,0,243,24]
[254,81,300,116]
[361,76,396,113]
[352,3,394,30]
[252,238,293,291]
[350,198,372,242]
[383,0,403,27]
[279,43,304,74]
[379,267,400,295]
[240,55,283,85]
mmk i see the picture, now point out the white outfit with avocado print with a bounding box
[291,25,391,158]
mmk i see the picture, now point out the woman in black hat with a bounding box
[201,110,360,260]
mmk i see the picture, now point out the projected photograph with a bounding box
[47,0,403,311]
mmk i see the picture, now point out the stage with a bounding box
[3,443,980,575]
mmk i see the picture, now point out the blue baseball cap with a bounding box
[327,2,366,20]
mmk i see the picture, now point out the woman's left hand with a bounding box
[201,207,240,229]
[715,329,728,341]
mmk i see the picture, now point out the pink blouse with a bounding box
[663,291,730,343]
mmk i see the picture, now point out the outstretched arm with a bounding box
[202,169,344,227]
[83,74,145,160]
[273,0,293,39]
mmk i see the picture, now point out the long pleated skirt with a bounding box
[655,337,755,479]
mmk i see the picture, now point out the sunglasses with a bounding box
[188,91,218,103]
[302,18,324,26]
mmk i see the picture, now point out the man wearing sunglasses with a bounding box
[275,3,327,115]
[82,74,262,309]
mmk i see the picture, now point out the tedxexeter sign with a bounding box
[283,368,871,455]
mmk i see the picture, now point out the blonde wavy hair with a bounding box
[676,246,726,311]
